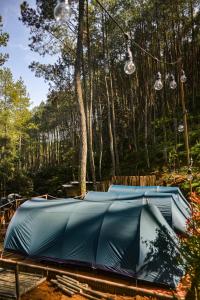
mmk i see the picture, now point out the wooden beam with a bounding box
[15,263,20,300]
[0,258,179,299]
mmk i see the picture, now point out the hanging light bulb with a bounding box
[124,59,136,75]
[178,124,184,133]
[104,59,110,74]
[124,49,136,75]
[105,64,109,74]
[187,168,193,181]
[124,33,136,75]
[180,69,187,83]
[169,74,177,89]
[54,0,71,22]
[154,72,163,90]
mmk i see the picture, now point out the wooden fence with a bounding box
[96,175,157,192]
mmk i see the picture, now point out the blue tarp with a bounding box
[84,191,190,234]
[108,185,191,213]
[4,198,183,288]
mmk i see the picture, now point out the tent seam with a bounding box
[94,201,115,265]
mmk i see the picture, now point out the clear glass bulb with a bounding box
[124,59,136,75]
[104,62,109,74]
[178,124,184,132]
[154,79,163,90]
[180,74,187,83]
[105,66,109,74]
[54,0,71,22]
[170,79,177,89]
[180,70,187,83]
[187,173,193,181]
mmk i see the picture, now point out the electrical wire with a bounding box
[44,24,76,56]
[95,0,181,65]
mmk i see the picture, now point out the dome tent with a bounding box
[108,185,191,214]
[84,191,144,201]
[4,198,183,288]
[84,191,190,234]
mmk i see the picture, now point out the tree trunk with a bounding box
[98,97,103,181]
[105,76,116,176]
[180,80,190,167]
[86,0,96,189]
[110,74,120,174]
[144,96,150,168]
[75,0,87,196]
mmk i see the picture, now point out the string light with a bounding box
[124,48,136,75]
[154,71,186,91]
[178,124,184,133]
[180,69,187,83]
[154,72,163,90]
[53,0,185,79]
[53,0,191,177]
[54,0,71,22]
[124,33,136,75]
[124,60,136,75]
[187,168,193,181]
[169,74,177,89]
[53,0,182,77]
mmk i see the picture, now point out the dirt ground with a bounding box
[21,281,154,300]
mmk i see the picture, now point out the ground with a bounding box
[21,281,154,300]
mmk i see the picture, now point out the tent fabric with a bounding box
[4,198,182,288]
[84,191,190,234]
[84,191,144,201]
[108,185,191,213]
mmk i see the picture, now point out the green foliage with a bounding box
[32,165,72,196]
[7,171,33,196]
[180,200,200,299]
[0,68,32,196]
[143,226,183,288]
[179,173,200,195]
[0,15,9,65]
[0,0,200,195]
[191,143,200,164]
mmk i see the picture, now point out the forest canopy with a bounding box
[1,0,200,196]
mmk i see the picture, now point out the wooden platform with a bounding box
[0,254,188,300]
[0,268,45,299]
[0,243,188,299]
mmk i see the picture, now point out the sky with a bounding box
[0,0,57,108]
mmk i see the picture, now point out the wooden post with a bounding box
[190,181,192,194]
[180,79,190,167]
[15,263,20,300]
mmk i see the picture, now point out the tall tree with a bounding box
[74,0,87,196]
[19,0,200,185]
[0,15,9,66]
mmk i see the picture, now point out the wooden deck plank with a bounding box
[0,268,46,298]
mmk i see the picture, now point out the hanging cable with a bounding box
[95,0,181,65]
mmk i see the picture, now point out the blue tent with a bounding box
[4,198,183,288]
[84,191,190,234]
[108,185,191,214]
[85,191,143,201]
